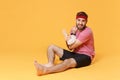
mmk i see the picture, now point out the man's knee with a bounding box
[48,44,60,51]
[48,44,63,57]
[48,44,56,50]
[63,58,77,68]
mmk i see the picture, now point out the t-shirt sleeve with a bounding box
[77,28,92,43]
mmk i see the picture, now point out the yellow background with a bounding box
[0,0,120,80]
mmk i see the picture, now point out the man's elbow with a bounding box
[68,46,74,50]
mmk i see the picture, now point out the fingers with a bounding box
[62,29,68,40]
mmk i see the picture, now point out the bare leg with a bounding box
[43,45,64,67]
[34,58,77,76]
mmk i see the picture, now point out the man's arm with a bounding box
[64,33,82,50]
[67,39,82,50]
[62,28,82,50]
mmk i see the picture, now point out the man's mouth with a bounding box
[78,24,83,27]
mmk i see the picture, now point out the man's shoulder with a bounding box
[84,27,92,32]
[86,26,91,30]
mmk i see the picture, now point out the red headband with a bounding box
[76,15,87,20]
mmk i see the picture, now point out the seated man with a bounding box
[34,11,95,76]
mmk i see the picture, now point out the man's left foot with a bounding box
[34,61,46,76]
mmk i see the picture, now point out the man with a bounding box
[34,11,95,76]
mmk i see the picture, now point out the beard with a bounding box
[76,23,86,30]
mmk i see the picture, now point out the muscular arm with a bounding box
[67,39,82,50]
[65,27,91,50]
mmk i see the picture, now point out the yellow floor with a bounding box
[0,50,120,80]
[0,0,120,80]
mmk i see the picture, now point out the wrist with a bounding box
[70,33,76,35]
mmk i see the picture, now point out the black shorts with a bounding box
[60,49,91,68]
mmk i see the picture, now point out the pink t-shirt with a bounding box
[73,27,95,60]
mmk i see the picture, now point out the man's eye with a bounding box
[78,19,80,21]
[82,20,85,22]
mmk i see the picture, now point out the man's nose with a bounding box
[79,21,82,24]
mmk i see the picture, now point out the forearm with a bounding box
[65,41,73,50]
[68,39,82,50]
[65,35,76,50]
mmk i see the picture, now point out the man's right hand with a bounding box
[62,29,70,41]
[70,26,77,35]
